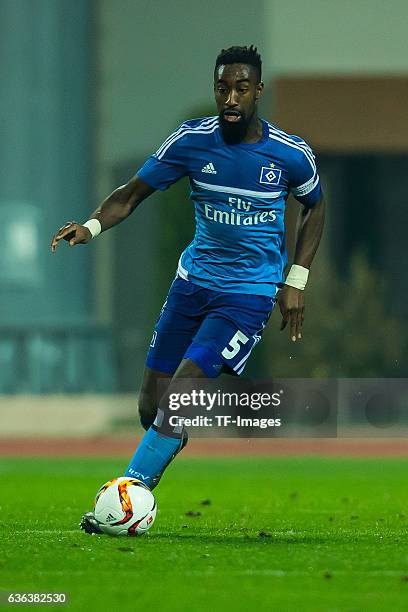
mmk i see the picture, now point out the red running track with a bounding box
[1,437,408,457]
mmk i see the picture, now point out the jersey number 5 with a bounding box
[221,330,249,360]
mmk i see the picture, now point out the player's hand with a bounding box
[50,222,92,252]
[277,285,305,342]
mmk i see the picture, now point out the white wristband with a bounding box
[83,219,102,239]
[285,264,309,290]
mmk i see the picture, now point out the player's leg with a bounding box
[124,289,277,490]
[138,366,171,431]
[123,277,206,488]
[134,364,189,489]
[125,357,206,489]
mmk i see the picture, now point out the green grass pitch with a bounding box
[1,456,408,611]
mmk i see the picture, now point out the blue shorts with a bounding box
[146,277,276,378]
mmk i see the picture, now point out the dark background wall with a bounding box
[1,0,407,393]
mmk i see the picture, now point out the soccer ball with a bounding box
[94,477,157,536]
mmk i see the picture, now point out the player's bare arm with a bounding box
[50,175,155,252]
[278,195,326,342]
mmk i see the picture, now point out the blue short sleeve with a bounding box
[288,137,322,208]
[137,123,189,191]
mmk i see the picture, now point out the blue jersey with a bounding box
[137,116,321,297]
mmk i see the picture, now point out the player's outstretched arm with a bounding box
[278,195,326,342]
[50,176,155,252]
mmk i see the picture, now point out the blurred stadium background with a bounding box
[1,0,407,439]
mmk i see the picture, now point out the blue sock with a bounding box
[125,427,181,489]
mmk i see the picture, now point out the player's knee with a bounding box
[138,391,157,431]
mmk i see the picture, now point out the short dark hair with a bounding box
[214,45,262,81]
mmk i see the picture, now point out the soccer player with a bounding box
[51,45,325,534]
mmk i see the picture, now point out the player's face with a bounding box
[214,63,263,144]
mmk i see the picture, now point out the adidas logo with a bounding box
[201,162,217,174]
[105,513,115,522]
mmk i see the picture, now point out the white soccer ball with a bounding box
[94,477,157,536]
